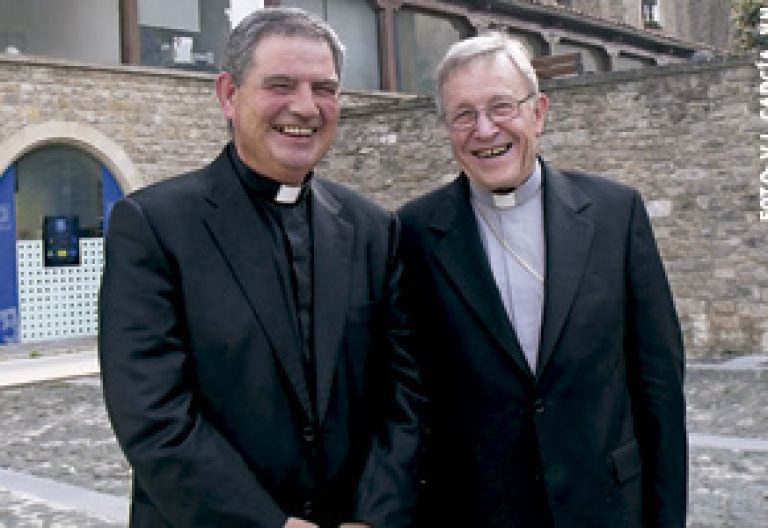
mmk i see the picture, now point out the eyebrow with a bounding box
[448,94,527,111]
[262,74,339,88]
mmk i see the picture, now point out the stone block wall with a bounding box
[0,54,764,358]
[543,60,764,358]
[324,58,766,359]
[0,56,226,188]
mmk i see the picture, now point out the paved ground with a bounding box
[0,338,765,527]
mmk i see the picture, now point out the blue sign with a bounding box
[0,165,18,344]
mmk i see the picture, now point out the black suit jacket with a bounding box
[398,161,686,527]
[99,148,422,527]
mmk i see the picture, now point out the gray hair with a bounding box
[221,7,346,85]
[435,32,539,117]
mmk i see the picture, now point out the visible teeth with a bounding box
[475,144,511,158]
[279,125,314,136]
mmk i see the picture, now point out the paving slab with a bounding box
[0,352,99,388]
[0,468,127,524]
[0,351,763,526]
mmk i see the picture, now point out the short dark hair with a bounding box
[221,7,346,86]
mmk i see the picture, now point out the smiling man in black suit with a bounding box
[399,32,686,527]
[99,8,422,528]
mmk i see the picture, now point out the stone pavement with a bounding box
[0,338,765,527]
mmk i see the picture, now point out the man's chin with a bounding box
[466,171,522,191]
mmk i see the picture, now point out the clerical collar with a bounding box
[469,159,542,209]
[227,143,311,205]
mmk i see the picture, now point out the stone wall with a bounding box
[563,0,733,50]
[541,58,763,358]
[0,56,226,189]
[0,54,764,358]
[323,57,766,359]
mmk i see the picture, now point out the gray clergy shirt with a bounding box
[469,159,545,372]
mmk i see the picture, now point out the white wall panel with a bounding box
[17,239,102,342]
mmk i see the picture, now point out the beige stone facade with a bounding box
[0,54,764,357]
[536,0,733,49]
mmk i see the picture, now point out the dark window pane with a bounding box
[282,0,380,90]
[16,146,103,240]
[139,0,230,72]
[396,9,470,95]
[0,0,120,64]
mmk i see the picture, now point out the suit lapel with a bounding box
[201,150,314,421]
[311,181,354,424]
[430,176,532,378]
[537,163,593,377]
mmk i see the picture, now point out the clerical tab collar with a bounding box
[228,144,310,205]
[471,160,542,209]
[274,184,304,204]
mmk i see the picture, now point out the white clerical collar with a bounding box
[229,145,310,205]
[469,159,542,209]
[274,184,303,204]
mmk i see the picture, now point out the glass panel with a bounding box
[396,8,470,95]
[282,0,324,17]
[16,146,103,240]
[282,0,380,90]
[0,0,120,64]
[642,0,661,24]
[139,0,200,32]
[228,0,267,27]
[139,0,232,72]
[327,0,379,90]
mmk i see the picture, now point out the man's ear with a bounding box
[215,72,237,118]
[533,92,549,136]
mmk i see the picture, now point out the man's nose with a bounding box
[473,110,499,137]
[289,83,320,118]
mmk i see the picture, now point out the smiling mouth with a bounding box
[473,143,512,159]
[275,125,316,137]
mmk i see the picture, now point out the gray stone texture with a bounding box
[0,362,765,526]
[562,0,733,49]
[325,58,767,360]
[0,55,765,359]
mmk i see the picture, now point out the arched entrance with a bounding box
[0,128,131,344]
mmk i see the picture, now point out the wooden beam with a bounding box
[531,52,583,79]
[119,0,140,65]
[376,4,398,91]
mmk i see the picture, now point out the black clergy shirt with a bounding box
[227,144,317,416]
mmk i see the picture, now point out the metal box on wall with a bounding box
[43,215,80,267]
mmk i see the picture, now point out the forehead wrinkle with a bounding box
[443,57,530,110]
[247,35,338,77]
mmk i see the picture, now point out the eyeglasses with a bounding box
[443,93,537,131]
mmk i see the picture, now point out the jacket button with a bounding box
[533,398,545,413]
[302,425,316,443]
[302,500,314,517]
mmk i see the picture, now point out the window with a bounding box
[641,0,661,28]
[138,0,231,72]
[396,9,470,95]
[281,0,380,90]
[0,0,120,64]
[16,146,103,240]
[556,0,573,7]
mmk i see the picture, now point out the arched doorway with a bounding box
[0,144,123,344]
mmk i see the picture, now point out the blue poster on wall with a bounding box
[0,166,19,344]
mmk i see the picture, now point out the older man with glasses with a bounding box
[398,32,687,527]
